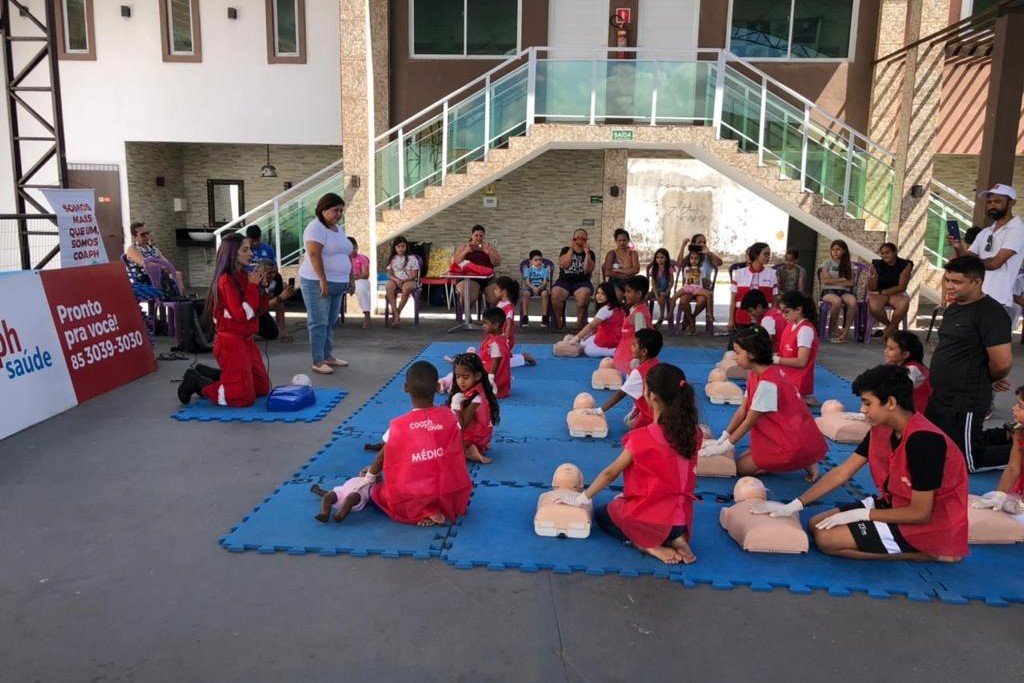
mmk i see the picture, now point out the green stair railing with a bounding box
[925,180,974,268]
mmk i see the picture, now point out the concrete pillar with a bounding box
[973,11,1024,225]
[339,0,387,312]
[599,149,629,256]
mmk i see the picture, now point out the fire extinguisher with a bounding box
[610,12,630,59]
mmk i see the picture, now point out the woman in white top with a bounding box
[383,235,421,327]
[299,192,353,375]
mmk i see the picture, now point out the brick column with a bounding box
[599,149,629,256]
[340,0,387,312]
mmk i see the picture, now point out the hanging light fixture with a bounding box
[260,145,278,178]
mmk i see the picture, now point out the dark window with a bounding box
[275,0,299,55]
[413,0,518,58]
[63,0,88,52]
[730,0,855,60]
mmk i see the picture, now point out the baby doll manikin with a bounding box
[705,368,744,405]
[719,476,809,554]
[534,463,593,539]
[554,334,582,357]
[591,357,623,391]
[567,392,609,438]
[715,351,747,380]
[814,399,871,443]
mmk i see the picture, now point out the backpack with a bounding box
[173,299,214,354]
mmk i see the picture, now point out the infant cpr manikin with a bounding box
[719,477,809,554]
[591,357,623,391]
[967,495,1024,544]
[814,399,871,443]
[705,368,744,405]
[567,392,608,438]
[534,463,593,539]
[715,351,747,380]
[553,334,582,357]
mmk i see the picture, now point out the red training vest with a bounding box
[732,266,776,326]
[778,319,819,396]
[745,365,826,472]
[760,307,787,351]
[478,333,511,398]
[905,360,933,414]
[614,303,652,376]
[630,357,660,431]
[459,383,492,453]
[498,300,516,350]
[594,305,624,349]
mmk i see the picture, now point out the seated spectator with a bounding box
[552,229,596,331]
[253,258,295,341]
[602,228,640,292]
[124,222,184,297]
[349,236,372,329]
[819,239,857,343]
[673,247,714,334]
[647,248,675,329]
[245,224,277,264]
[776,248,806,296]
[520,249,551,326]
[867,242,913,339]
[675,234,723,275]
[384,236,421,328]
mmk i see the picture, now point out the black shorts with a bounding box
[836,497,917,555]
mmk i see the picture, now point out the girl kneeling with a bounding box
[571,282,623,357]
[560,363,702,564]
[449,353,501,464]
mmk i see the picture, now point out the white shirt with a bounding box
[594,305,614,322]
[621,368,644,400]
[297,218,353,283]
[969,215,1024,306]
[788,322,815,348]
[749,379,779,412]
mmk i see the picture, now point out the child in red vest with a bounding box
[973,384,1024,516]
[558,363,702,564]
[572,282,623,357]
[775,290,820,406]
[493,276,536,367]
[448,352,501,464]
[358,360,472,526]
[613,275,653,376]
[883,330,932,414]
[479,307,511,398]
[703,326,826,481]
[758,364,969,562]
[739,289,785,352]
[593,328,662,431]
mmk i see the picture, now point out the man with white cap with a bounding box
[948,183,1024,319]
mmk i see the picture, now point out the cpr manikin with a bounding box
[534,463,593,539]
[567,392,609,438]
[719,476,809,554]
[554,334,582,357]
[697,422,736,477]
[591,357,623,391]
[814,399,871,443]
[966,495,1024,544]
[715,351,747,380]
[704,368,744,405]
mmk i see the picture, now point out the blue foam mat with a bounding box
[219,478,450,558]
[472,439,624,486]
[923,545,1024,606]
[295,435,382,479]
[173,388,347,423]
[442,483,685,578]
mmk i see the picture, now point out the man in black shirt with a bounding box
[926,255,1013,471]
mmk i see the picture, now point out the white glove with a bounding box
[972,491,1007,510]
[582,407,603,416]
[699,441,733,458]
[772,354,781,365]
[750,499,804,517]
[844,412,868,422]
[466,346,476,354]
[1002,494,1024,515]
[488,374,497,392]
[717,430,731,445]
[450,392,466,412]
[556,491,591,508]
[815,507,870,530]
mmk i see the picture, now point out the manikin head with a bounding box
[291,373,311,387]
[572,392,597,410]
[820,399,845,415]
[552,463,584,491]
[733,476,767,502]
[599,357,615,369]
[708,368,727,383]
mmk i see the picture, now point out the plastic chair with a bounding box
[383,277,421,327]
[861,261,914,342]
[670,262,717,335]
[518,257,555,327]
[817,262,869,340]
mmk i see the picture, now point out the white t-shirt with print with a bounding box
[969,215,1024,306]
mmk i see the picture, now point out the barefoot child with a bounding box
[973,385,1024,516]
[479,307,512,398]
[449,352,501,464]
[571,282,623,357]
[349,236,371,329]
[493,276,536,367]
[646,248,675,329]
[775,290,820,406]
[593,328,662,431]
[703,327,826,481]
[883,330,931,413]
[559,363,703,564]
[613,275,653,376]
[359,361,472,526]
[760,364,968,562]
[311,476,375,523]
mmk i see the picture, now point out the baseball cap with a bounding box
[977,183,1017,201]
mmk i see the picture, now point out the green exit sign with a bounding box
[612,130,634,141]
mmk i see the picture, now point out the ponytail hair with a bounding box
[449,353,500,426]
[779,289,817,325]
[645,363,700,458]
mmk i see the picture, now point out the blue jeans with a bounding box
[300,277,348,365]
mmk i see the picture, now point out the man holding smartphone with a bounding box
[947,183,1024,320]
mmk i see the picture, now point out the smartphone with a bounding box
[946,219,961,241]
[287,277,295,288]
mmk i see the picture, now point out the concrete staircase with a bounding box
[376,123,886,262]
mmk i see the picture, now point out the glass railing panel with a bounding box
[848,148,894,225]
[536,60,597,120]
[446,89,486,174]
[488,66,528,147]
[404,121,444,198]
[655,61,714,122]
[591,60,655,121]
[375,139,401,209]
